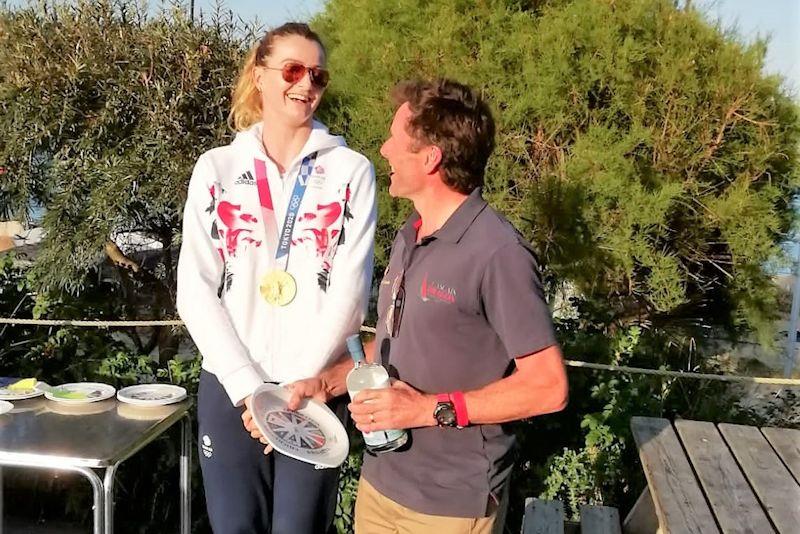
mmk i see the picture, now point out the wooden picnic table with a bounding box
[626,416,800,534]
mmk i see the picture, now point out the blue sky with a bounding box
[185,0,799,96]
[696,0,799,95]
[187,0,324,28]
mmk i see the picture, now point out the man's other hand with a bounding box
[284,377,331,411]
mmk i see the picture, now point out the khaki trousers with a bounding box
[354,477,503,534]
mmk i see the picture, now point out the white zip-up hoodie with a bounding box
[177,120,376,406]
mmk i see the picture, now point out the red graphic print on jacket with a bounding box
[216,201,261,257]
[293,202,342,258]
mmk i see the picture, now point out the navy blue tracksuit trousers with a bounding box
[198,370,345,534]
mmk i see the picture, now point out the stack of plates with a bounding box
[0,381,187,413]
[43,383,116,404]
[117,384,187,406]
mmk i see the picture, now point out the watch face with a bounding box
[435,403,457,427]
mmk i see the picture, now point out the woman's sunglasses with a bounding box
[264,62,330,89]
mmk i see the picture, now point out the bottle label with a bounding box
[364,429,405,447]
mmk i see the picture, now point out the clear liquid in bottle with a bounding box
[345,334,408,453]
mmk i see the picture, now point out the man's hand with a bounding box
[348,380,436,433]
[284,377,331,411]
[241,394,273,455]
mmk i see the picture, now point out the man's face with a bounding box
[380,103,430,200]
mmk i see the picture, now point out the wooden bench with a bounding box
[627,416,800,534]
[521,498,621,534]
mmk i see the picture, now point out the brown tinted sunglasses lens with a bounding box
[310,67,329,88]
[282,63,329,88]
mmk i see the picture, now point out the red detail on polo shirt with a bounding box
[414,218,423,240]
[420,273,456,304]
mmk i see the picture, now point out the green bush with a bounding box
[314,0,800,342]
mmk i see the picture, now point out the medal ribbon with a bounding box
[254,152,318,270]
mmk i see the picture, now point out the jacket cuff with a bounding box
[220,365,264,407]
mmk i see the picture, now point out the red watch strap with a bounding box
[451,391,468,427]
[436,393,450,404]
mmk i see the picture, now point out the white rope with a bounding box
[0,318,183,327]
[564,360,800,386]
[1,317,798,385]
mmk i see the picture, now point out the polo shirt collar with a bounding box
[400,187,487,246]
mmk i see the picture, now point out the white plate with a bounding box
[251,383,349,469]
[43,382,116,404]
[0,400,12,415]
[0,383,44,401]
[117,384,187,406]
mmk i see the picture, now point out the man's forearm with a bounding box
[463,345,568,424]
[349,344,568,432]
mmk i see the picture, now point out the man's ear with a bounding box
[424,145,443,175]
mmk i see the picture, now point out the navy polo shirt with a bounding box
[361,188,558,518]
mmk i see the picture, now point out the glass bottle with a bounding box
[345,334,408,453]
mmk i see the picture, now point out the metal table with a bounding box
[0,397,191,534]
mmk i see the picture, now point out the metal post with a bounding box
[180,415,191,534]
[785,243,800,377]
[103,465,118,534]
[75,467,105,534]
[0,466,4,534]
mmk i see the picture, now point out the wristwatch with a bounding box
[434,393,458,427]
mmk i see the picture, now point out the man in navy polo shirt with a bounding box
[348,79,569,533]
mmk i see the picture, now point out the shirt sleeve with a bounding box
[176,155,263,406]
[481,241,558,360]
[305,157,377,367]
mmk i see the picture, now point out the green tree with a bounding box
[312,0,800,525]
[0,0,258,358]
[314,0,800,340]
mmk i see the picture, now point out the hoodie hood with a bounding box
[233,120,346,165]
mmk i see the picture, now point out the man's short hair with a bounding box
[392,79,496,195]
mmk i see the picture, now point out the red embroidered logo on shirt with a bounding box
[420,273,456,304]
[314,165,325,175]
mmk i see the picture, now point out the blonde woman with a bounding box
[177,23,376,534]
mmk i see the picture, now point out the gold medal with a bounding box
[259,270,297,306]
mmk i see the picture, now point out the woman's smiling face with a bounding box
[254,34,326,128]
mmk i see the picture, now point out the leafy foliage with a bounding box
[0,0,255,294]
[314,0,800,340]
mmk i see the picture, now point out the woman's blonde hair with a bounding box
[228,22,326,132]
